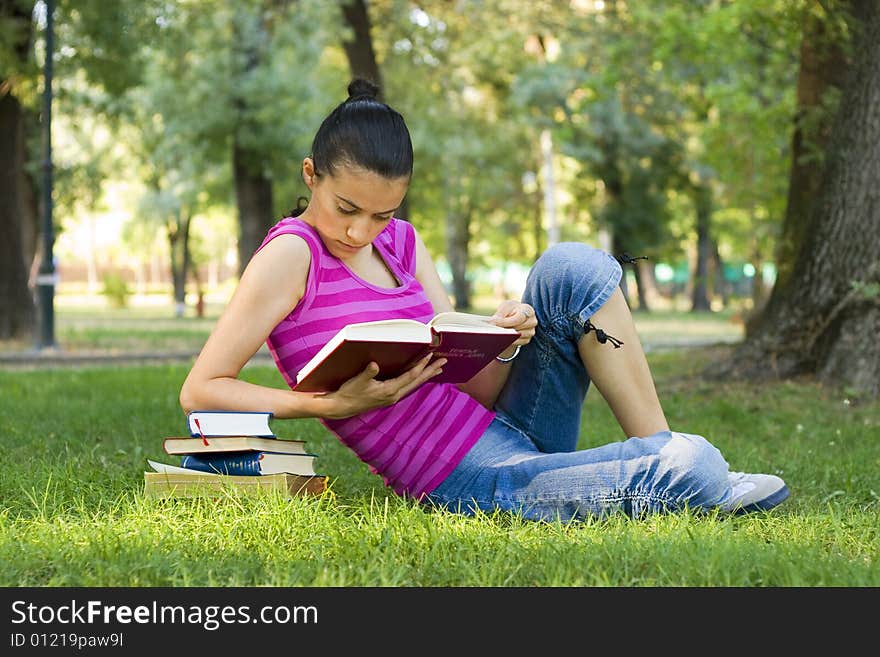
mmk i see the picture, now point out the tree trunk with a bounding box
[168,210,192,318]
[20,107,39,276]
[339,0,411,221]
[445,209,471,310]
[0,91,36,341]
[771,8,847,297]
[340,0,382,97]
[231,6,275,275]
[612,233,630,307]
[711,239,728,308]
[634,258,657,312]
[233,137,274,275]
[690,182,713,312]
[540,128,559,246]
[0,0,37,342]
[749,260,767,312]
[712,1,880,398]
[532,190,544,261]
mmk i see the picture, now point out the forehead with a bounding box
[325,167,409,209]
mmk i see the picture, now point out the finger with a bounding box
[491,306,521,324]
[399,358,445,396]
[411,356,446,380]
[399,355,445,385]
[490,301,518,322]
[355,361,381,381]
[410,353,435,375]
[494,303,536,327]
[493,314,526,329]
[386,354,434,386]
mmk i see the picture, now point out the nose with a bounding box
[346,218,370,244]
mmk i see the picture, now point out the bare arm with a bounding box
[412,230,536,409]
[180,234,443,419]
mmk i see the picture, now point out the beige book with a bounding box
[143,470,328,499]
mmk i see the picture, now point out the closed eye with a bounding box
[338,206,393,221]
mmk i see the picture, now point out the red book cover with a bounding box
[293,313,520,393]
[427,329,520,383]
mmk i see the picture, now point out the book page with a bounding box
[429,311,518,334]
[343,318,430,342]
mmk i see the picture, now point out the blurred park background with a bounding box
[2,0,878,397]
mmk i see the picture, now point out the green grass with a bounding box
[1,347,878,586]
[2,300,744,355]
[30,303,222,353]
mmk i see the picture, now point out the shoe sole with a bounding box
[732,484,790,515]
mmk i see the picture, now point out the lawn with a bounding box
[1,335,877,586]
[1,294,745,356]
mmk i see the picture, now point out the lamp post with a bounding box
[36,0,56,349]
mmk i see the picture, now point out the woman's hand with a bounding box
[318,354,447,419]
[490,300,537,348]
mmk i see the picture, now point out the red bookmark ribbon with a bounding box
[194,418,210,446]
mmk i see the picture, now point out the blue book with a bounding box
[180,451,317,476]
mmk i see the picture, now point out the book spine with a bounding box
[180,453,261,476]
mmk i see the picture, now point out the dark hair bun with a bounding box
[347,78,380,101]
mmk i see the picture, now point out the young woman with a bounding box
[179,79,789,522]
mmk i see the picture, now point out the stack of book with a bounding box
[144,410,328,499]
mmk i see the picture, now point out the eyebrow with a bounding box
[335,194,398,216]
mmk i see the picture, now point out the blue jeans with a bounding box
[426,243,733,522]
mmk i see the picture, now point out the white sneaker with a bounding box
[721,472,790,514]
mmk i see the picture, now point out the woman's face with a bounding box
[301,159,409,261]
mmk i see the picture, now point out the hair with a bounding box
[314,78,412,178]
[289,79,413,217]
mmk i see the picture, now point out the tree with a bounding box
[647,2,803,313]
[0,0,37,341]
[373,0,539,309]
[339,0,413,222]
[227,1,342,274]
[231,3,276,276]
[771,2,848,297]
[713,1,880,398]
[511,3,686,310]
[340,0,381,88]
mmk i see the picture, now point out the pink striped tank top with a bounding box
[258,216,495,499]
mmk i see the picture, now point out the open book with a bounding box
[293,311,520,392]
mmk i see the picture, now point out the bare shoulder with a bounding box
[234,233,312,318]
[244,233,310,278]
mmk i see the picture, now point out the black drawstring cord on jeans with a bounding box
[615,252,648,265]
[582,252,645,348]
[580,252,641,348]
[584,319,624,348]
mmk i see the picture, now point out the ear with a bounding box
[302,158,317,188]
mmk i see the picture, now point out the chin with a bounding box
[325,247,352,262]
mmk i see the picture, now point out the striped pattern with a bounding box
[258,217,494,499]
